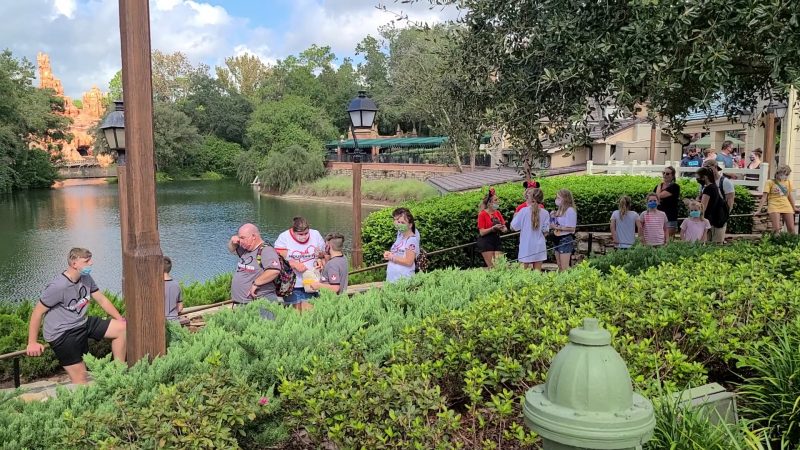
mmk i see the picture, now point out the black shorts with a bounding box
[476,233,502,252]
[48,317,111,367]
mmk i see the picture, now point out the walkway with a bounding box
[427,165,584,193]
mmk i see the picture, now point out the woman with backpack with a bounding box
[755,165,799,234]
[696,167,727,242]
[384,207,420,282]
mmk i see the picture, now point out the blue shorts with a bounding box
[283,288,318,305]
[554,234,576,254]
[667,221,678,229]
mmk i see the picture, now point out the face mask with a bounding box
[490,203,499,210]
[777,174,788,181]
[394,223,408,232]
[647,200,658,209]
[749,155,756,161]
[689,210,701,218]
[555,198,562,207]
[80,266,92,276]
[293,231,309,243]
[696,177,704,185]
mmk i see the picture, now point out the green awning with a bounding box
[326,136,449,149]
[693,134,745,148]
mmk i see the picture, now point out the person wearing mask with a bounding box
[680,146,703,170]
[228,223,281,305]
[384,207,420,281]
[701,160,735,243]
[476,188,507,268]
[654,166,681,240]
[610,195,640,249]
[275,217,326,310]
[312,233,349,295]
[511,187,550,270]
[550,188,577,271]
[744,148,763,182]
[516,180,542,213]
[680,200,711,243]
[696,167,727,243]
[639,193,669,246]
[755,165,799,234]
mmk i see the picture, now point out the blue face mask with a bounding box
[647,200,658,209]
[80,266,92,276]
[689,210,701,218]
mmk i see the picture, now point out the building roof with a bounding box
[427,165,585,193]
[326,136,448,149]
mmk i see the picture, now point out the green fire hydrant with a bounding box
[523,318,655,450]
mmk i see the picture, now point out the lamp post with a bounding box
[347,91,378,268]
[99,0,166,364]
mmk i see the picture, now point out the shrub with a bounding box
[737,319,800,448]
[194,135,243,177]
[290,175,439,202]
[361,175,755,268]
[258,144,326,193]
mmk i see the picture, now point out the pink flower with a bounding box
[258,397,269,406]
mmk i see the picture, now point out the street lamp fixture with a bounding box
[100,100,126,160]
[738,109,752,124]
[347,91,378,163]
[345,91,378,269]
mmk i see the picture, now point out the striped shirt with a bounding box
[639,210,668,246]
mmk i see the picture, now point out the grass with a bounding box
[290,175,439,202]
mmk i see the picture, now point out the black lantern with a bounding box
[100,100,126,161]
[347,91,378,129]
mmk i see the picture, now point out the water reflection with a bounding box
[0,181,379,302]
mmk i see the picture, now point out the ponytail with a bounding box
[528,188,544,231]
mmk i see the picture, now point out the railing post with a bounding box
[586,160,593,175]
[758,163,769,193]
[587,232,593,257]
[13,357,20,388]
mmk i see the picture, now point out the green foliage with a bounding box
[362,175,755,268]
[245,95,336,155]
[0,50,69,193]
[180,74,252,145]
[194,135,243,178]
[153,101,203,174]
[60,354,260,449]
[258,144,326,193]
[737,319,800,448]
[289,175,439,202]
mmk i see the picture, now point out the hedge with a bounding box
[361,175,755,268]
[1,239,797,449]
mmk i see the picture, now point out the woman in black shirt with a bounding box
[654,166,681,241]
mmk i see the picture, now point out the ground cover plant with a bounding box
[0,239,796,449]
[290,175,439,202]
[361,175,755,269]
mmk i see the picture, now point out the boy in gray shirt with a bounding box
[312,233,349,295]
[25,248,127,384]
[163,256,183,321]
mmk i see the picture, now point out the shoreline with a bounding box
[261,192,395,208]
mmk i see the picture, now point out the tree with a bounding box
[446,0,800,177]
[151,50,208,103]
[152,101,202,173]
[258,144,326,193]
[180,73,252,145]
[0,49,69,192]
[245,95,336,155]
[215,53,270,99]
[108,70,123,103]
[195,135,243,177]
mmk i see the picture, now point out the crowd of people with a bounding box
[22,142,797,385]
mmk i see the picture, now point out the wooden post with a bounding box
[352,160,363,268]
[758,163,770,193]
[118,0,165,364]
[649,122,657,163]
[764,111,777,179]
[586,160,593,175]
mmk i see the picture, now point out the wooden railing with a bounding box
[586,160,770,192]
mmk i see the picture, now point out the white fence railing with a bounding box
[586,160,769,192]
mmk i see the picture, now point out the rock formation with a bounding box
[36,52,108,164]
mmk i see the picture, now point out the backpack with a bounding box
[415,247,429,273]
[709,177,730,228]
[256,242,296,298]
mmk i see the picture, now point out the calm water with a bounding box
[0,180,378,302]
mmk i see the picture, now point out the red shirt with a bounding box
[516,202,545,213]
[478,209,505,230]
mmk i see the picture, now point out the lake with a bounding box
[0,180,380,302]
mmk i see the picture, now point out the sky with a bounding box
[0,0,461,98]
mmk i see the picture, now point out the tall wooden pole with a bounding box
[118,0,165,364]
[764,111,777,179]
[351,128,363,268]
[649,122,657,163]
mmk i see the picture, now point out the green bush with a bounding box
[361,175,755,268]
[737,319,800,448]
[258,144,326,193]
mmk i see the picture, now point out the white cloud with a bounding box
[232,44,277,67]
[52,0,77,19]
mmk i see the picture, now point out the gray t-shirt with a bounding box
[321,255,349,295]
[40,273,98,342]
[611,210,640,249]
[164,278,182,321]
[231,243,280,303]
